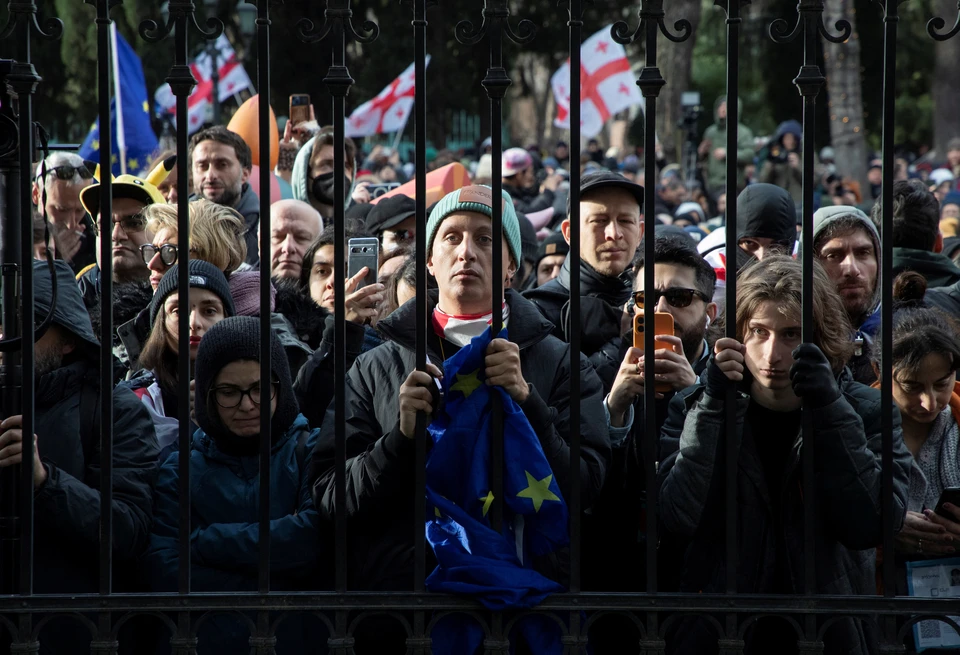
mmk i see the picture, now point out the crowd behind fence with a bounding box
[1,0,960,653]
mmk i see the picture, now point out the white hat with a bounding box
[930,168,956,186]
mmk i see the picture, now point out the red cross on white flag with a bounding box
[552,25,644,139]
[345,56,431,138]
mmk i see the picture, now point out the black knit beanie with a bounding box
[151,259,236,325]
[194,316,300,455]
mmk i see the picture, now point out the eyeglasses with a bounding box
[45,165,93,181]
[95,213,148,236]
[211,383,278,409]
[632,287,709,309]
[140,243,178,267]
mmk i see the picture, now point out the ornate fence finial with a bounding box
[139,0,224,43]
[611,0,692,46]
[928,0,960,40]
[455,0,537,48]
[298,0,379,45]
[0,0,63,42]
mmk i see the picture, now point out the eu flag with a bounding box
[79,27,158,177]
[426,327,568,654]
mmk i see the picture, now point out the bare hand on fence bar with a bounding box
[343,268,384,325]
[484,338,530,403]
[789,343,842,409]
[896,511,955,556]
[0,415,47,489]
[399,363,443,439]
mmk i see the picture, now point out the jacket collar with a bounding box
[378,288,554,355]
[557,253,633,307]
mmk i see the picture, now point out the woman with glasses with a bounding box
[144,316,323,653]
[124,260,235,456]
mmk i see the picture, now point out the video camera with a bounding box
[678,91,702,137]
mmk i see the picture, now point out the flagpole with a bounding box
[110,22,128,176]
[390,114,408,153]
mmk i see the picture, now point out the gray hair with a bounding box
[34,152,88,190]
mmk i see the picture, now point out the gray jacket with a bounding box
[658,369,912,655]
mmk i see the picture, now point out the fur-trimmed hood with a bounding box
[272,277,330,350]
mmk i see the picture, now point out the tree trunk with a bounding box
[823,0,868,196]
[932,0,960,157]
[656,0,703,157]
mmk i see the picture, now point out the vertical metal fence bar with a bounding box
[403,0,433,650]
[717,0,742,648]
[254,0,273,599]
[92,0,115,604]
[878,3,902,648]
[564,0,582,601]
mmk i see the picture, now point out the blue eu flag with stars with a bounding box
[426,327,568,654]
[79,29,158,177]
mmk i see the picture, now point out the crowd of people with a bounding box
[9,99,960,654]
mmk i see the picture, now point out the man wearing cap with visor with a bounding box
[76,157,175,310]
[308,186,609,651]
[364,194,417,253]
[501,147,563,216]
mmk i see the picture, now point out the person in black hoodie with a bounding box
[307,185,610,653]
[0,260,159,655]
[734,182,798,261]
[524,171,644,371]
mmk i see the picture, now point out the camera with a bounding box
[678,91,702,132]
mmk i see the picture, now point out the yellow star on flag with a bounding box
[435,506,442,518]
[128,158,139,172]
[450,368,482,398]
[110,154,118,164]
[91,139,99,151]
[479,491,494,517]
[142,100,149,112]
[516,471,560,513]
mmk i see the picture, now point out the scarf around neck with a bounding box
[432,303,510,348]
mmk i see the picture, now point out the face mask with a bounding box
[311,172,351,206]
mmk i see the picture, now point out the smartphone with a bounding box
[347,237,379,290]
[634,311,676,393]
[934,487,960,518]
[289,94,310,124]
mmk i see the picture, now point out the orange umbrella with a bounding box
[371,162,471,206]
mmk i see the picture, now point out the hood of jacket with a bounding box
[273,277,330,348]
[234,182,261,226]
[736,183,797,246]
[773,119,802,146]
[378,288,555,354]
[556,252,633,307]
[90,279,153,348]
[291,135,357,213]
[35,259,100,353]
[891,247,960,289]
[812,205,882,322]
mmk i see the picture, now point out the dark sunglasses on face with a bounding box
[46,165,93,181]
[140,243,178,267]
[631,287,709,310]
[95,213,148,236]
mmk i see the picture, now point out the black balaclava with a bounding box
[736,183,797,251]
[194,316,299,456]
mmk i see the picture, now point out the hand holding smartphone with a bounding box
[634,312,677,393]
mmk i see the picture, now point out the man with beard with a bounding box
[582,235,716,603]
[0,260,158,654]
[524,171,644,371]
[189,126,260,267]
[812,205,882,384]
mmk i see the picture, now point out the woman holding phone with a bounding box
[875,272,960,559]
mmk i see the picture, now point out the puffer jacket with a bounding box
[307,288,611,595]
[144,414,322,654]
[657,368,912,655]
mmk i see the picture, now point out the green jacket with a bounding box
[891,247,960,289]
[701,96,755,195]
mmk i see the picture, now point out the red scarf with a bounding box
[432,303,510,348]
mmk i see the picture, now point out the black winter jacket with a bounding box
[234,183,261,268]
[657,369,912,655]
[307,289,611,592]
[502,180,556,216]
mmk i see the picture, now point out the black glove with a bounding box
[704,355,734,399]
[789,343,841,408]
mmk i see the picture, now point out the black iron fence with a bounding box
[0,0,958,652]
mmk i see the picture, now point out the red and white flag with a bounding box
[346,56,431,138]
[552,25,643,139]
[154,35,255,134]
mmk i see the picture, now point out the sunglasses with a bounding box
[46,165,93,181]
[631,287,709,310]
[95,213,148,236]
[140,243,178,267]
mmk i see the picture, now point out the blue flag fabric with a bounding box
[425,327,568,654]
[79,30,158,177]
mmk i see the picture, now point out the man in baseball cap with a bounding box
[364,194,417,253]
[76,156,176,310]
[501,146,563,216]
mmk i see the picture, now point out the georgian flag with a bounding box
[346,56,431,138]
[552,25,644,139]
